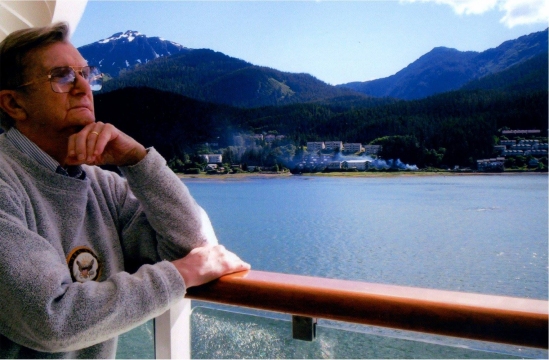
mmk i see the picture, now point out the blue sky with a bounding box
[71,0,548,85]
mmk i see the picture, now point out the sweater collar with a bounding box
[5,128,85,179]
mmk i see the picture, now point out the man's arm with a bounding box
[65,122,250,284]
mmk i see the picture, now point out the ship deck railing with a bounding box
[153,270,548,358]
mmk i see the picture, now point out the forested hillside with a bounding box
[339,29,548,100]
[100,49,365,107]
[95,86,547,169]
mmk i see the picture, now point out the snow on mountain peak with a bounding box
[99,30,143,44]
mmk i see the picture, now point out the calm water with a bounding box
[186,174,548,299]
[117,174,548,358]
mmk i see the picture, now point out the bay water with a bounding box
[188,174,548,299]
[117,174,548,358]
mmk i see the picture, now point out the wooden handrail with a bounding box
[186,270,548,349]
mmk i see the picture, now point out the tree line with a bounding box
[94,86,548,170]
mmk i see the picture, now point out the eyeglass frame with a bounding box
[16,65,103,93]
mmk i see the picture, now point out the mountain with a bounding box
[97,48,367,108]
[78,33,369,108]
[338,29,548,100]
[77,30,190,77]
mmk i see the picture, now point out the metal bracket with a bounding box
[292,315,317,341]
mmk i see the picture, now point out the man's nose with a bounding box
[71,71,91,93]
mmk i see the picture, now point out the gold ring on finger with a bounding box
[90,131,100,136]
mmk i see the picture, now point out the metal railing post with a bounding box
[154,298,192,359]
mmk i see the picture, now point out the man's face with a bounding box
[18,41,95,137]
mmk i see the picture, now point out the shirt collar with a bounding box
[6,128,85,179]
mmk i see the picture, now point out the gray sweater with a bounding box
[0,135,216,358]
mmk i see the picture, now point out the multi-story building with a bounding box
[502,130,541,136]
[343,143,363,153]
[327,161,342,169]
[526,149,548,156]
[324,141,343,151]
[503,150,524,156]
[204,154,223,163]
[499,140,516,147]
[511,144,532,151]
[342,160,370,170]
[477,158,505,172]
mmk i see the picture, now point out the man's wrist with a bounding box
[119,146,148,167]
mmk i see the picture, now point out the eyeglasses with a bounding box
[17,66,103,93]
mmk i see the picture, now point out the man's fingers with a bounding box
[91,124,116,160]
[173,245,251,288]
[85,124,105,162]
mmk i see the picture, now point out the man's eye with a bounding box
[51,68,75,83]
[54,73,75,84]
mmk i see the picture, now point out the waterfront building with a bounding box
[327,161,342,169]
[325,141,343,151]
[343,143,363,153]
[342,159,370,170]
[477,158,505,171]
[204,154,223,163]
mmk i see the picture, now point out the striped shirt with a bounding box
[5,128,85,179]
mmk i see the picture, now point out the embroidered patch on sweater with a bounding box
[66,246,102,282]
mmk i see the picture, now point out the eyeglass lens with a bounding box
[50,66,103,93]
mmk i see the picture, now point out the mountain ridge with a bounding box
[78,28,548,105]
[338,28,548,100]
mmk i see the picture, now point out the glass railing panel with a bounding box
[116,320,155,359]
[191,305,545,359]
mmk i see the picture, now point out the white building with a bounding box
[343,143,363,153]
[204,154,222,163]
[325,141,343,151]
[502,130,541,136]
[342,160,370,170]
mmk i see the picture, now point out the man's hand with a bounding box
[172,245,251,288]
[65,122,147,167]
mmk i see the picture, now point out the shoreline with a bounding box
[177,170,548,180]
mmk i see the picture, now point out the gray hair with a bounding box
[0,22,70,130]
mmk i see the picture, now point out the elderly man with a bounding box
[0,22,250,358]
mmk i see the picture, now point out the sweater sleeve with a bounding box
[118,148,218,261]
[0,183,186,353]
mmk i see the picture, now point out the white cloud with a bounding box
[401,0,549,27]
[499,0,549,27]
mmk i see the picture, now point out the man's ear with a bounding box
[0,90,27,121]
